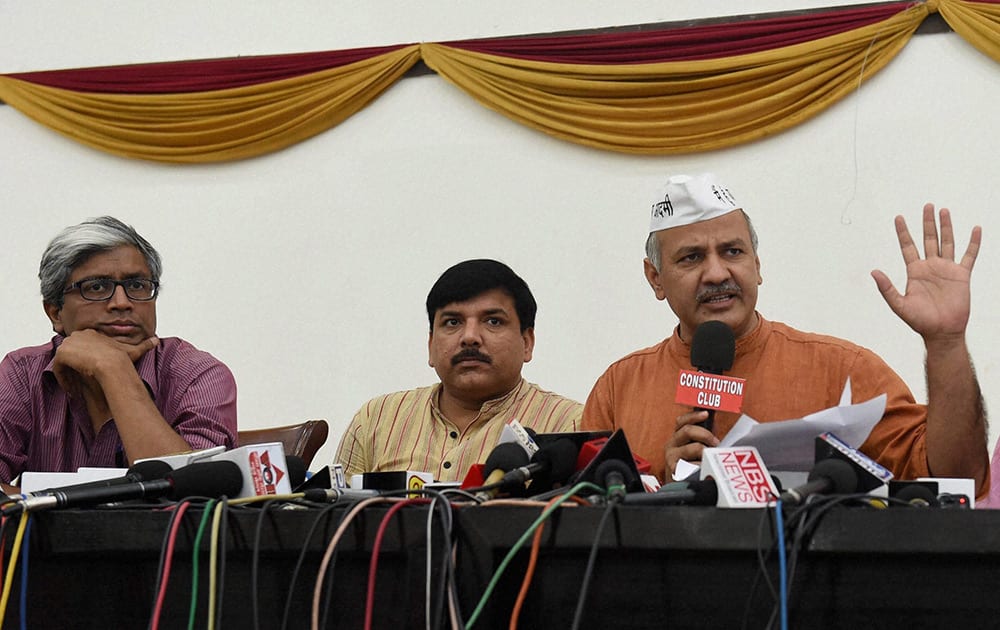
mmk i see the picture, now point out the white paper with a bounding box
[20,467,127,494]
[676,380,886,477]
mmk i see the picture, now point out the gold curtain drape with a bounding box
[421,4,926,154]
[0,1,997,163]
[939,0,1000,62]
[0,45,421,163]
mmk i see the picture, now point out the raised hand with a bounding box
[870,203,981,343]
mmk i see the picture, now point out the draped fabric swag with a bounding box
[0,0,997,163]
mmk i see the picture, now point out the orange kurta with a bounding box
[582,316,928,483]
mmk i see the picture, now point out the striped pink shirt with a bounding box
[334,379,582,482]
[0,335,237,483]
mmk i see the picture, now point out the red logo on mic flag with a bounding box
[675,369,745,413]
[702,447,778,508]
[249,449,285,496]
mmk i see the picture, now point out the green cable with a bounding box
[187,500,218,630]
[465,481,605,629]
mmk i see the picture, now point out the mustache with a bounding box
[697,281,742,303]
[451,348,492,365]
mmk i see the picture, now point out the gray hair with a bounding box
[645,209,759,272]
[39,216,162,306]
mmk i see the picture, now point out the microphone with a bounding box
[473,442,531,501]
[27,459,174,498]
[891,482,939,508]
[690,320,736,432]
[779,458,857,505]
[6,461,244,514]
[594,459,636,503]
[573,430,644,498]
[623,479,719,506]
[502,438,578,495]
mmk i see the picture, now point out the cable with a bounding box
[0,516,8,596]
[775,501,788,630]
[742,499,780,630]
[366,498,428,630]
[18,517,31,630]
[280,503,341,630]
[0,511,28,629]
[207,499,230,630]
[423,491,456,630]
[509,496,558,629]
[569,501,616,630]
[465,481,603,629]
[148,501,192,630]
[311,497,397,630]
[148,503,186,630]
[227,493,305,506]
[187,499,217,630]
[251,499,278,630]
[217,500,230,629]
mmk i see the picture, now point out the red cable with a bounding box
[364,499,429,630]
[149,501,192,630]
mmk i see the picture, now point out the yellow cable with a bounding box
[0,512,30,628]
[207,501,225,630]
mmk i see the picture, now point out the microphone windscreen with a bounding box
[694,479,719,505]
[127,460,173,482]
[285,455,307,489]
[893,484,938,506]
[595,459,635,489]
[531,438,578,484]
[808,458,857,494]
[483,442,529,474]
[167,461,244,499]
[690,320,736,373]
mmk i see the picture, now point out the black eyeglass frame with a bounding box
[62,278,160,302]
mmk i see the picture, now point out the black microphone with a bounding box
[594,459,636,504]
[28,459,174,498]
[7,461,244,514]
[690,320,736,432]
[472,442,531,501]
[623,479,719,506]
[501,438,578,494]
[779,458,857,505]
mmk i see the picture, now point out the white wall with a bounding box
[2,2,998,473]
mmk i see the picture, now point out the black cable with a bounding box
[279,503,342,630]
[569,501,616,630]
[250,499,280,630]
[741,501,781,630]
[423,488,457,630]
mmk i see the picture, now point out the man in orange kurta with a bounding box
[582,173,988,495]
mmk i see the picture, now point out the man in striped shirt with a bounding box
[335,259,581,483]
[0,217,237,494]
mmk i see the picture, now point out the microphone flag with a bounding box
[209,442,292,498]
[701,446,779,508]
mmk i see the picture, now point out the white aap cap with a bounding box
[649,173,742,233]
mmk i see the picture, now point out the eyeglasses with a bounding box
[63,278,159,302]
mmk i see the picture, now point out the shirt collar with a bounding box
[429,378,527,428]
